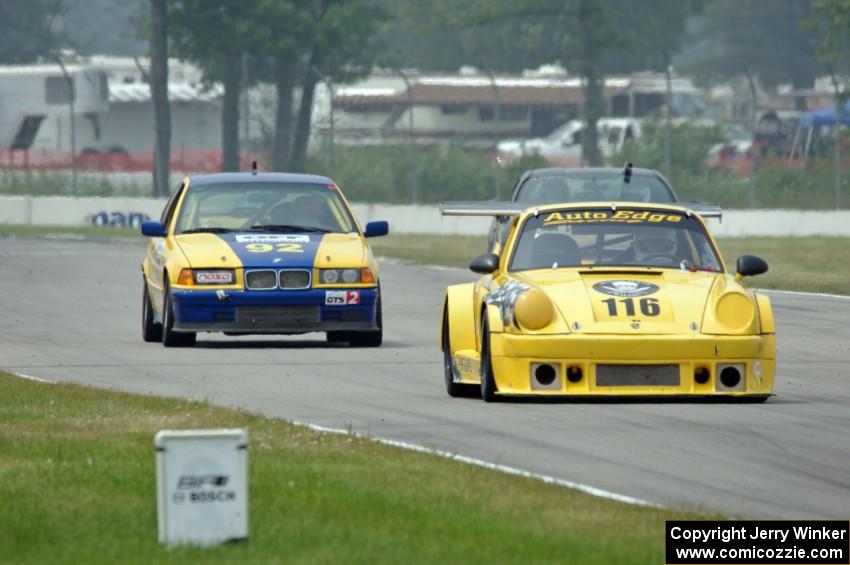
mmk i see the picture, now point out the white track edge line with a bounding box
[9,371,54,384]
[757,288,850,300]
[291,419,656,508]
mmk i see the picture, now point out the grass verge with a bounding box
[371,234,850,296]
[0,371,706,564]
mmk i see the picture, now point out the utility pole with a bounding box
[664,64,673,178]
[744,67,758,208]
[149,0,171,197]
[55,56,77,195]
[485,68,502,200]
[397,69,418,204]
[829,68,843,210]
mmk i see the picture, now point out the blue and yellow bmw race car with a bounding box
[140,172,388,347]
[440,201,775,402]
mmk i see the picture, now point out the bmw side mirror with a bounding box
[736,255,768,277]
[470,253,500,274]
[364,220,389,238]
[141,220,167,237]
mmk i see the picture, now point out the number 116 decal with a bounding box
[602,297,660,317]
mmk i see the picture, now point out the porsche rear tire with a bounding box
[142,279,162,343]
[443,306,478,398]
[480,316,499,402]
[162,279,196,348]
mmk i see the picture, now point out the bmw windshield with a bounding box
[510,208,723,273]
[175,182,356,235]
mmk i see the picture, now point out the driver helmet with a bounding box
[632,227,677,261]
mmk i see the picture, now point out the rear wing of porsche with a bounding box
[686,202,723,220]
[439,201,528,217]
[440,200,723,220]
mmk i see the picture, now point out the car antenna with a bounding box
[622,161,633,184]
[251,160,258,175]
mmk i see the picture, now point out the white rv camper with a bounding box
[0,64,109,161]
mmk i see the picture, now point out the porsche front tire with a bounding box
[162,279,196,348]
[142,279,162,343]
[479,316,498,402]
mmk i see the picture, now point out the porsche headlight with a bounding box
[714,292,755,331]
[514,289,554,330]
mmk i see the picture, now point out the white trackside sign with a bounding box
[155,429,248,545]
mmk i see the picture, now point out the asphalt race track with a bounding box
[2,237,848,518]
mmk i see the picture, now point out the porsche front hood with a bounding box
[516,269,718,335]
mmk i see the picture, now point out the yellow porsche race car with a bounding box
[440,201,775,401]
[140,172,388,347]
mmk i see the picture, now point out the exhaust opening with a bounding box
[719,366,741,388]
[566,365,583,383]
[534,364,557,386]
[694,366,710,385]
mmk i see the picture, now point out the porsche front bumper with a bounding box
[487,332,775,397]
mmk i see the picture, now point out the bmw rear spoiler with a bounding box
[440,200,723,220]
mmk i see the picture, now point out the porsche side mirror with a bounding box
[141,220,167,237]
[364,220,389,238]
[736,255,768,277]
[470,253,500,274]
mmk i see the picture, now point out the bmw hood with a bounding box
[174,231,366,270]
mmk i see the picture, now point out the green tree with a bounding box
[684,0,820,90]
[247,0,311,171]
[169,0,259,172]
[288,0,387,172]
[0,0,65,63]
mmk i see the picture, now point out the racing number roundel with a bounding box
[592,280,659,297]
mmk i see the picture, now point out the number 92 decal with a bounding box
[245,243,304,253]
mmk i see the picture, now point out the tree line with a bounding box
[2,0,850,196]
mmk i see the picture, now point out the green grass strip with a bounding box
[0,371,708,564]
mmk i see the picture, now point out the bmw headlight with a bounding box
[320,269,341,284]
[341,268,359,283]
[318,268,375,285]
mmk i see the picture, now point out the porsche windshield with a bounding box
[175,182,356,234]
[510,208,723,272]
